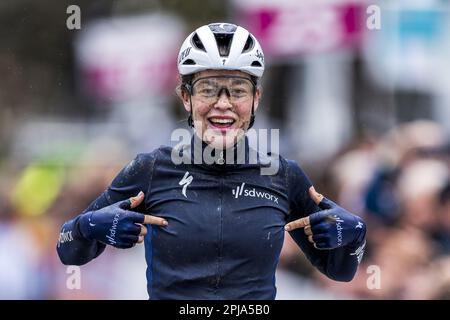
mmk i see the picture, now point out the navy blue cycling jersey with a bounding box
[57,136,364,299]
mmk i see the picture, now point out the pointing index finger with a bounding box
[284,216,310,231]
[143,214,168,226]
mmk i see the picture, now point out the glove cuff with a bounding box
[347,216,366,249]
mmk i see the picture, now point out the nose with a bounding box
[214,90,232,109]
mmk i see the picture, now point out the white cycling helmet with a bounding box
[177,22,265,78]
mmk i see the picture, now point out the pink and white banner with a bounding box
[233,0,365,57]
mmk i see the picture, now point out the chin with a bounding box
[203,130,244,150]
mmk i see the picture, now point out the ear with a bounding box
[253,87,262,112]
[178,86,191,112]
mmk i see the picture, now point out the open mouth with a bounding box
[207,117,236,130]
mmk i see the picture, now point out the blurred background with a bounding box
[1,0,450,299]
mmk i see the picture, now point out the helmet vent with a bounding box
[242,35,254,53]
[214,33,234,57]
[192,33,206,51]
[182,59,196,65]
[208,23,237,33]
[251,61,262,67]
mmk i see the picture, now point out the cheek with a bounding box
[235,104,253,120]
[192,102,210,118]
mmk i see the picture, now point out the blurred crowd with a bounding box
[279,120,450,299]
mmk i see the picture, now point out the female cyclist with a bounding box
[57,23,366,299]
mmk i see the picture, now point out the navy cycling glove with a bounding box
[309,197,366,250]
[78,198,145,249]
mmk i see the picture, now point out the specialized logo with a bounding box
[178,46,191,64]
[255,49,264,63]
[179,171,193,198]
[232,182,278,204]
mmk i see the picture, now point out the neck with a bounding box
[190,134,249,166]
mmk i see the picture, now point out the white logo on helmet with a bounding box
[178,46,191,64]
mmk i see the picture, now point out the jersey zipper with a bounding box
[215,174,224,292]
[214,150,225,293]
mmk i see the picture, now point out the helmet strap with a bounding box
[248,98,255,129]
[188,94,194,128]
[188,114,193,127]
[182,83,194,128]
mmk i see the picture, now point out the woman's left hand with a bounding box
[284,187,366,250]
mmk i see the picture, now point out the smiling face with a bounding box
[180,69,261,149]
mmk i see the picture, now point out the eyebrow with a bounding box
[197,79,251,85]
[230,79,251,85]
[196,80,217,86]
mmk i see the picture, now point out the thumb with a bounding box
[309,186,333,210]
[119,191,145,210]
[130,191,145,209]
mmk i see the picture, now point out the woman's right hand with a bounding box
[78,191,168,249]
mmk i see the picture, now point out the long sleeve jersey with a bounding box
[57,136,365,299]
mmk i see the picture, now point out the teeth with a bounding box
[209,118,234,124]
